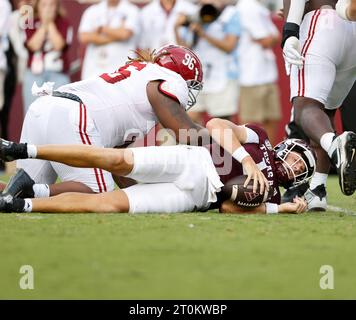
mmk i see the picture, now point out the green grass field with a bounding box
[0,175,355,299]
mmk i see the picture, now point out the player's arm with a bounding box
[351,0,356,19]
[147,81,212,146]
[282,0,308,70]
[336,0,356,21]
[220,197,307,214]
[206,118,269,194]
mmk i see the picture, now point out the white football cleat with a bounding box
[305,185,327,212]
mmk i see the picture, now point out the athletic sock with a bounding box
[23,199,33,213]
[33,184,50,198]
[27,144,37,159]
[320,133,335,153]
[310,172,328,190]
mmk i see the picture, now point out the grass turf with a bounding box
[0,176,355,299]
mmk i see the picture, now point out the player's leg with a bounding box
[292,10,356,195]
[45,98,116,194]
[0,182,196,214]
[0,189,130,214]
[0,139,133,181]
[125,145,223,210]
[33,144,134,177]
[5,97,59,198]
[123,183,196,213]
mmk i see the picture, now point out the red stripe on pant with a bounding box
[298,10,321,97]
[78,103,107,192]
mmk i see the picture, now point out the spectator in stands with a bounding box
[2,1,35,143]
[78,0,140,80]
[9,0,34,85]
[0,0,11,174]
[175,0,241,125]
[22,0,73,113]
[139,0,197,51]
[0,0,11,118]
[236,0,281,146]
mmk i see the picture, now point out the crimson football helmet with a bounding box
[274,139,316,188]
[155,45,203,110]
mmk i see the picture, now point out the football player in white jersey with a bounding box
[281,0,356,211]
[3,45,208,199]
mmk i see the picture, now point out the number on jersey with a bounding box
[100,61,147,84]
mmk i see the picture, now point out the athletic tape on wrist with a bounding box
[232,146,250,163]
[281,22,300,48]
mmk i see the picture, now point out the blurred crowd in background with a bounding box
[2,0,342,174]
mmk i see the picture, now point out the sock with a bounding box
[27,144,37,159]
[33,184,50,198]
[23,199,33,213]
[320,133,335,153]
[310,172,328,190]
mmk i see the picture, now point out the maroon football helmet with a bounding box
[274,139,316,188]
[155,45,203,109]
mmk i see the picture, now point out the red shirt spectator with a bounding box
[25,16,72,74]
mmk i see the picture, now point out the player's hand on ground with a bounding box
[241,156,269,195]
[283,36,304,75]
[279,196,307,214]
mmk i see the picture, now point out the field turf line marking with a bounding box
[327,205,356,216]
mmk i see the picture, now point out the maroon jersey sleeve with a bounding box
[268,187,281,204]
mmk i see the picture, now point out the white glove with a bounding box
[283,36,304,76]
[336,0,351,20]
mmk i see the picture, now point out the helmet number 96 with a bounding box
[182,53,196,70]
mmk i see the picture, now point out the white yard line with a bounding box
[327,205,356,216]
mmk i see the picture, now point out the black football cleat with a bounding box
[328,132,356,196]
[0,194,25,213]
[281,181,309,203]
[1,169,35,199]
[0,138,28,162]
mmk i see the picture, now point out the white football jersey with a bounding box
[58,62,188,147]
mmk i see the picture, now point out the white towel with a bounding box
[31,82,55,97]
